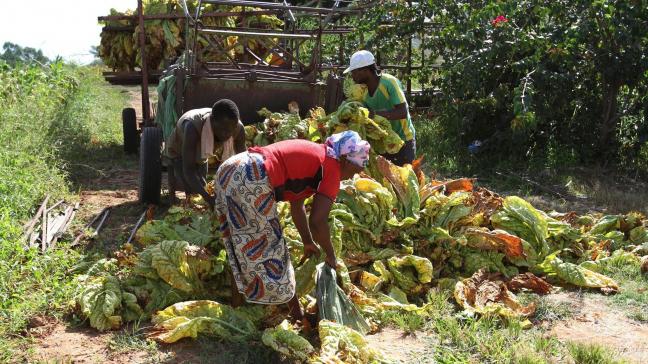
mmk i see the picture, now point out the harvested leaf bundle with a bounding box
[77,275,144,331]
[135,206,217,248]
[538,253,619,293]
[344,77,368,102]
[382,255,433,295]
[262,320,315,362]
[75,258,144,331]
[150,300,261,343]
[99,9,137,71]
[98,1,284,71]
[325,101,403,155]
[314,320,390,364]
[376,157,420,222]
[134,240,213,294]
[255,107,309,143]
[337,176,395,235]
[454,269,536,320]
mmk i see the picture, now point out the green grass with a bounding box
[412,115,465,177]
[597,256,648,323]
[376,310,426,334]
[108,323,158,355]
[0,63,128,361]
[522,294,576,323]
[568,342,629,364]
[406,289,614,363]
[396,285,645,363]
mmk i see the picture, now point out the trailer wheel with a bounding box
[122,108,138,154]
[139,127,163,204]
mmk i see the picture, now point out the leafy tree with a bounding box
[355,0,648,170]
[0,42,50,67]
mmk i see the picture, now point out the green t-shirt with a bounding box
[363,73,415,142]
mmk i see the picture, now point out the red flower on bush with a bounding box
[491,15,508,27]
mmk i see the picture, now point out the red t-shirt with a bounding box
[249,140,341,202]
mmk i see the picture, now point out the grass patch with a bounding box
[524,294,576,323]
[418,290,569,363]
[108,323,158,355]
[567,342,629,364]
[376,310,426,334]
[49,69,136,185]
[0,63,128,359]
[412,115,465,177]
[589,254,648,322]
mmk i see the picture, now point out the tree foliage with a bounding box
[0,42,50,67]
[354,0,648,169]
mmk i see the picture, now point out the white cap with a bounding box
[343,50,375,74]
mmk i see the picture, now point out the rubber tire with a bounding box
[139,127,163,204]
[122,108,138,154]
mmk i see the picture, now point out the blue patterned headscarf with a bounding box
[325,131,371,167]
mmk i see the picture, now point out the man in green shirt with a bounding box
[344,50,416,166]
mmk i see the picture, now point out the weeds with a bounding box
[0,63,127,359]
[597,255,648,322]
[529,295,575,323]
[108,322,158,354]
[567,342,628,364]
[377,311,426,334]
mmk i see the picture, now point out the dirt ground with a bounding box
[547,292,648,363]
[29,322,435,363]
[364,328,435,362]
[31,323,150,364]
[28,291,648,363]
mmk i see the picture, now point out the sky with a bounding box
[0,1,137,64]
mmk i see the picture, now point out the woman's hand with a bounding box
[324,254,337,269]
[303,240,321,260]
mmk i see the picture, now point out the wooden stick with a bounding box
[71,232,85,247]
[91,209,111,237]
[46,213,68,247]
[71,207,110,247]
[126,210,147,245]
[23,195,49,243]
[85,207,110,229]
[60,202,80,235]
[50,205,76,249]
[46,200,65,214]
[41,199,48,252]
[29,231,40,249]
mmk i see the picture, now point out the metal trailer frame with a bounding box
[100,0,369,123]
[98,0,435,203]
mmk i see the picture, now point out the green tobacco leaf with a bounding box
[262,320,314,361]
[589,215,621,235]
[314,320,389,364]
[376,157,420,221]
[136,241,213,294]
[385,255,433,294]
[78,275,123,331]
[492,196,549,259]
[151,300,258,343]
[538,253,619,292]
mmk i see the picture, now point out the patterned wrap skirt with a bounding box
[214,152,296,304]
